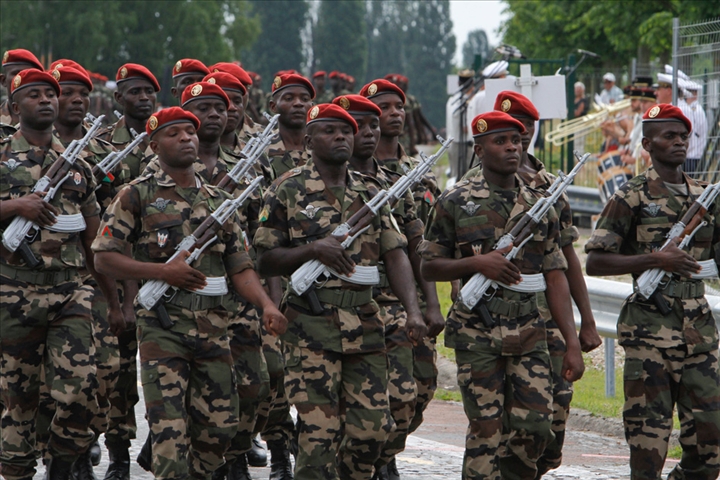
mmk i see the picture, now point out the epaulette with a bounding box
[129,173,153,186]
[278,167,303,182]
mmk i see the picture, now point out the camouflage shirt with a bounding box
[242,113,264,140]
[585,166,720,353]
[0,131,100,271]
[97,116,155,183]
[0,100,13,126]
[418,170,567,352]
[1,122,17,139]
[265,133,312,181]
[91,167,253,282]
[254,161,407,353]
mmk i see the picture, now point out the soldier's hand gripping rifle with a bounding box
[634,182,720,314]
[2,114,105,268]
[289,136,454,315]
[137,175,264,329]
[216,113,279,193]
[457,151,592,325]
[91,130,148,187]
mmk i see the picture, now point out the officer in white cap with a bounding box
[466,60,510,132]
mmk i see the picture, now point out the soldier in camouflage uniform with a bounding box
[1,49,45,125]
[170,58,210,100]
[92,107,287,480]
[359,80,445,471]
[208,63,264,140]
[313,71,333,105]
[586,103,720,480]
[334,94,441,479]
[255,104,427,480]
[419,111,584,480]
[0,69,124,480]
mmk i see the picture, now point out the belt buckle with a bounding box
[43,271,55,285]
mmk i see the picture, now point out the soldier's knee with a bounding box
[344,407,393,445]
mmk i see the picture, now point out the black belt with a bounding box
[0,264,79,286]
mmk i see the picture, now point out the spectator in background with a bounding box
[599,72,624,105]
[574,81,589,153]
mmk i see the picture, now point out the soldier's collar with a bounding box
[111,117,133,144]
[467,171,491,199]
[9,130,66,156]
[645,166,702,199]
[154,168,209,191]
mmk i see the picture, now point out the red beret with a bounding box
[181,82,230,108]
[48,59,86,75]
[272,73,316,99]
[313,71,326,78]
[2,49,43,71]
[359,79,406,105]
[173,58,210,78]
[332,94,381,117]
[88,71,109,83]
[146,107,200,138]
[306,104,358,135]
[384,73,398,82]
[247,71,261,82]
[329,71,339,79]
[52,66,93,92]
[642,103,692,133]
[347,75,355,83]
[10,68,60,97]
[493,90,539,121]
[116,63,160,92]
[203,72,247,96]
[208,62,253,87]
[471,111,527,138]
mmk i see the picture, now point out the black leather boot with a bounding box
[211,461,229,480]
[72,450,97,480]
[47,457,75,480]
[136,434,153,472]
[386,457,400,480]
[102,447,129,480]
[246,436,267,467]
[267,440,293,480]
[227,454,252,480]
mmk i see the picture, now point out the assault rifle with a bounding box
[2,114,105,268]
[136,175,264,329]
[91,130,148,187]
[634,182,720,314]
[289,135,454,314]
[457,151,591,325]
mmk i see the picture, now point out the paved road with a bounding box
[32,387,677,479]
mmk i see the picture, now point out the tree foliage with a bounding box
[462,29,491,69]
[314,0,368,82]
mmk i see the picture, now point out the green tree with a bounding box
[462,29,491,70]
[314,0,367,82]
[365,2,406,81]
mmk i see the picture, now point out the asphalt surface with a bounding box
[31,385,677,479]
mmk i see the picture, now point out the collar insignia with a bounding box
[301,204,318,219]
[461,201,480,216]
[643,202,661,217]
[150,197,171,212]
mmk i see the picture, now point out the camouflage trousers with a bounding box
[137,304,239,480]
[224,297,271,462]
[455,344,553,480]
[408,336,438,435]
[623,344,720,480]
[0,276,97,480]
[376,301,417,468]
[285,345,394,480]
[106,284,138,450]
[257,328,295,448]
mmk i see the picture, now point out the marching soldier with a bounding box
[92,107,287,480]
[170,58,210,100]
[209,62,263,138]
[0,69,123,480]
[254,103,425,480]
[313,71,333,104]
[359,79,445,456]
[419,111,583,480]
[1,49,44,125]
[585,104,720,480]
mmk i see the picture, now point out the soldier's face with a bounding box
[512,115,535,152]
[271,86,313,129]
[224,90,244,134]
[151,123,199,168]
[116,79,156,121]
[374,93,405,138]
[307,121,354,165]
[171,74,206,99]
[1,63,34,91]
[12,85,59,129]
[351,114,380,160]
[184,98,228,143]
[642,122,688,168]
[314,76,325,91]
[56,84,90,127]
[474,131,522,176]
[655,85,672,104]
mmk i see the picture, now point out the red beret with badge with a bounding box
[146,106,200,138]
[208,62,253,87]
[332,94,381,117]
[493,90,539,121]
[116,63,160,92]
[203,72,247,96]
[53,66,93,91]
[329,71,339,79]
[306,103,358,134]
[181,82,230,108]
[313,71,326,78]
[272,73,316,99]
[642,103,692,133]
[173,58,210,79]
[359,79,406,105]
[48,59,87,75]
[2,49,44,71]
[10,68,60,97]
[471,111,527,138]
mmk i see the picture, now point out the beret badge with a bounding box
[309,106,319,120]
[476,118,488,133]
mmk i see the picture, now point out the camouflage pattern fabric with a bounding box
[254,161,407,478]
[264,133,312,181]
[242,113,264,140]
[585,166,720,479]
[97,116,155,183]
[0,122,16,139]
[256,328,295,447]
[0,100,13,126]
[418,169,567,479]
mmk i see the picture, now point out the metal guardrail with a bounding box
[566,185,603,217]
[574,277,720,397]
